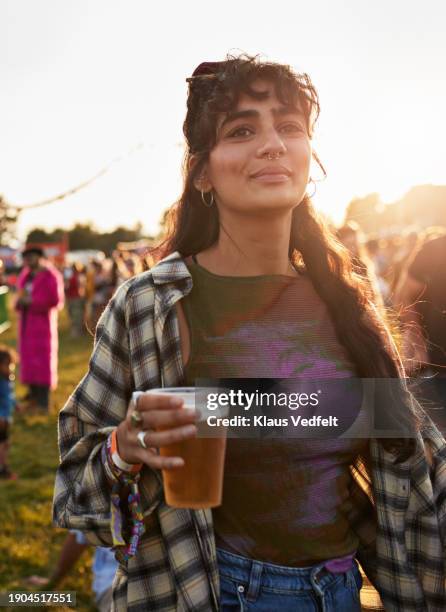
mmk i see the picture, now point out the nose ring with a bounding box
[266,152,282,161]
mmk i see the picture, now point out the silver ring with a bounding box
[131,410,143,428]
[137,430,148,449]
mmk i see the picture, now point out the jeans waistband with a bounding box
[217,547,359,601]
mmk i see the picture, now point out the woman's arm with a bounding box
[53,283,138,547]
[53,277,199,550]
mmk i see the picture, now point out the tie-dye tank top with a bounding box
[182,256,368,566]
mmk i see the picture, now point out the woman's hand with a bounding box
[116,393,198,470]
[18,295,32,306]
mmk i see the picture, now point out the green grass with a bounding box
[0,305,97,611]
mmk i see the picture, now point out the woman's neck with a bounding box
[197,211,297,277]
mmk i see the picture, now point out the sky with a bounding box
[2,0,445,243]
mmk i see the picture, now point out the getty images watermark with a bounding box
[193,378,445,439]
[205,388,339,428]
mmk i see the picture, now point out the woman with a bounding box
[16,246,64,411]
[54,55,446,611]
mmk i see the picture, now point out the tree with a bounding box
[26,227,65,244]
[0,196,19,246]
[25,223,150,256]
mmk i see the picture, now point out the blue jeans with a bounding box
[218,548,363,611]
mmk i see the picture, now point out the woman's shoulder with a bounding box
[112,252,190,308]
[95,272,158,337]
[112,270,157,309]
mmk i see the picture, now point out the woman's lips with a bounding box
[251,173,291,183]
[250,165,292,183]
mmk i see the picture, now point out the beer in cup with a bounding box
[133,387,228,509]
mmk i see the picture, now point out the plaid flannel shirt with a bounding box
[53,251,446,611]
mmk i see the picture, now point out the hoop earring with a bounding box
[306,178,317,199]
[201,190,214,207]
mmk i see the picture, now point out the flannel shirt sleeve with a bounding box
[53,282,135,547]
[421,417,446,544]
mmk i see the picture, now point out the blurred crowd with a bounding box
[0,248,153,480]
[336,223,443,305]
[63,250,149,335]
[336,222,446,424]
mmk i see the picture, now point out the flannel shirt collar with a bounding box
[151,251,192,285]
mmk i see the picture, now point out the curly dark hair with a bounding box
[154,54,422,464]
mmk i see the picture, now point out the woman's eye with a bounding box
[227,126,254,138]
[280,123,304,134]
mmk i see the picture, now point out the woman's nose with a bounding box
[257,128,287,158]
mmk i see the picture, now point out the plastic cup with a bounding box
[135,387,228,509]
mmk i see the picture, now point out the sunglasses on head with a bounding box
[186,61,226,83]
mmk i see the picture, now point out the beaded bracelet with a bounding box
[104,432,145,561]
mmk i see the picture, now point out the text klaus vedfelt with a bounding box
[205,390,339,428]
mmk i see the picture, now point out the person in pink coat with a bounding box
[16,247,64,411]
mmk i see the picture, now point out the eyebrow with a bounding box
[220,106,305,130]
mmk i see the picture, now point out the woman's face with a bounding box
[200,80,312,216]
